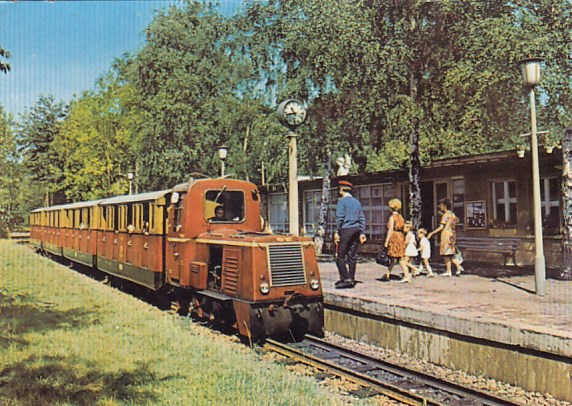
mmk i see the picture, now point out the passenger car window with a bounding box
[173,193,186,232]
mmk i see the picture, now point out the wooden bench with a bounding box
[8,232,30,244]
[456,236,520,266]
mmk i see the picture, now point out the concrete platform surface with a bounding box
[319,258,572,358]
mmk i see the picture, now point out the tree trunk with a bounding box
[559,127,572,279]
[409,124,422,230]
[314,149,332,256]
[408,67,422,230]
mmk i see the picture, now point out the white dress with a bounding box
[405,232,418,257]
[419,237,431,259]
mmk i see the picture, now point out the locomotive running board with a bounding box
[197,289,234,302]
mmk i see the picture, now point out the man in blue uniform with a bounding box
[333,180,367,289]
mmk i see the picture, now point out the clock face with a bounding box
[277,99,306,127]
[284,101,306,126]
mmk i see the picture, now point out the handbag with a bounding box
[453,246,464,264]
[376,247,392,267]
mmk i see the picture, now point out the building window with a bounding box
[302,184,395,240]
[452,178,465,226]
[304,190,320,236]
[491,180,517,226]
[354,184,396,240]
[541,177,560,233]
[303,189,337,237]
[268,192,288,234]
[304,190,319,236]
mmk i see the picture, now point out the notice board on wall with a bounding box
[466,200,487,229]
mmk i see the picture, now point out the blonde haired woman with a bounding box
[383,198,411,283]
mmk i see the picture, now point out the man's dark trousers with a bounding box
[336,227,360,282]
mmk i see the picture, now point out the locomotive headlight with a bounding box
[310,279,320,290]
[259,282,270,294]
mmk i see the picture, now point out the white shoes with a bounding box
[400,275,412,283]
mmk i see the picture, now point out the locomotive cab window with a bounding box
[204,189,245,223]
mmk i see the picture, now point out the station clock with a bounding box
[276,99,307,128]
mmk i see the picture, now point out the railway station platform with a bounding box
[318,257,572,401]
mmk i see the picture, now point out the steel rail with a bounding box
[266,338,442,405]
[306,335,525,405]
[266,335,525,406]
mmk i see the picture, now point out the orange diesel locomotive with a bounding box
[30,178,324,339]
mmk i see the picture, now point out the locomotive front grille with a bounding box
[268,244,306,287]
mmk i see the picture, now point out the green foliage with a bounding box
[527,0,572,135]
[238,0,572,175]
[0,107,19,233]
[0,107,43,232]
[127,2,252,189]
[10,1,572,208]
[18,95,67,202]
[54,69,141,201]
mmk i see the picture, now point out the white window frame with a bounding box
[540,177,560,218]
[491,179,517,224]
[540,176,561,233]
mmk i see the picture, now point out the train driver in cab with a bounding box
[209,206,226,222]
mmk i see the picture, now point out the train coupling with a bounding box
[283,292,307,313]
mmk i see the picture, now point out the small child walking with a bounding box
[417,228,434,277]
[403,221,419,280]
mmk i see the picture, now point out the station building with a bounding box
[262,149,564,268]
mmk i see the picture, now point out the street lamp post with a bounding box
[127,172,134,195]
[519,57,546,296]
[217,145,228,177]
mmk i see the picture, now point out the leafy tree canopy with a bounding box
[11,0,572,208]
[54,68,142,201]
[236,0,572,174]
[18,95,67,200]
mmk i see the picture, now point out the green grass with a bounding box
[0,241,373,406]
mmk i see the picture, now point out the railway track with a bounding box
[265,335,524,406]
